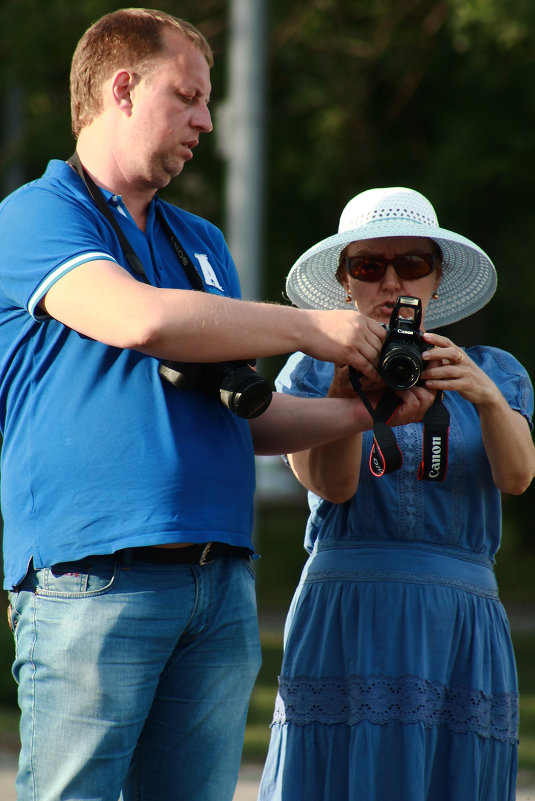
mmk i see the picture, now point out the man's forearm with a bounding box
[137,285,383,375]
[42,259,385,378]
[249,391,373,456]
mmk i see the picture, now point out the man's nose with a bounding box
[194,102,213,133]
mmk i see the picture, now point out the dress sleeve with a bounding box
[468,345,534,429]
[275,352,334,399]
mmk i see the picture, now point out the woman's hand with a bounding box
[327,363,363,398]
[421,332,498,405]
[391,384,437,425]
[421,332,535,493]
[329,364,436,425]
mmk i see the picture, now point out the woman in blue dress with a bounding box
[258,187,535,801]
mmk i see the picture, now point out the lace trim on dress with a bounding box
[272,674,518,743]
[395,425,423,540]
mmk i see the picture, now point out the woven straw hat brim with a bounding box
[285,219,497,329]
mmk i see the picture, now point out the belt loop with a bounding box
[117,548,134,569]
[199,542,214,566]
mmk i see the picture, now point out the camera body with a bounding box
[379,296,432,390]
[158,359,273,419]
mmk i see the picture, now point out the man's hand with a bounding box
[306,309,385,381]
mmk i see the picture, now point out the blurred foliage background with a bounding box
[1,0,535,768]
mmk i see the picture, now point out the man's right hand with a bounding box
[303,308,385,382]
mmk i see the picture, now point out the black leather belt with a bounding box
[115,542,252,566]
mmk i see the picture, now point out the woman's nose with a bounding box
[381,263,401,287]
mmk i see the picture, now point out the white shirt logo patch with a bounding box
[194,253,223,291]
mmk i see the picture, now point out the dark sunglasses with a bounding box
[345,252,437,282]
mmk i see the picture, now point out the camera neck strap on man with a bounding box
[67,151,205,291]
[67,152,273,420]
[348,367,450,480]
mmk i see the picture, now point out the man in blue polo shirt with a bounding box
[0,9,434,801]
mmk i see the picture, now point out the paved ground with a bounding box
[233,762,263,800]
[517,771,535,801]
[0,749,16,801]
[0,752,533,801]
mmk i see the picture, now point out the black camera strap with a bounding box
[348,368,402,476]
[417,393,450,481]
[348,367,449,480]
[368,395,404,477]
[67,152,205,292]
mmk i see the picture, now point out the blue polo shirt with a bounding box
[0,160,256,589]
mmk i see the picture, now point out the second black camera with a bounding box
[158,359,272,419]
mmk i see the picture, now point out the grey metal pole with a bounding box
[219,0,266,301]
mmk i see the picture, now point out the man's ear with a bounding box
[111,70,136,114]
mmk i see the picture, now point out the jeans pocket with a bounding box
[30,556,119,598]
[7,590,26,651]
[7,591,19,635]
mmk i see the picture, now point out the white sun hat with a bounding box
[285,187,497,329]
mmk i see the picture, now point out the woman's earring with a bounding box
[432,291,439,300]
[345,292,352,304]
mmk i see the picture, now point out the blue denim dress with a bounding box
[259,345,533,801]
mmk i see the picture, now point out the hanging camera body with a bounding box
[158,358,272,420]
[379,296,433,390]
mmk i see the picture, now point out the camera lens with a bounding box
[159,358,272,418]
[219,366,273,419]
[380,343,423,390]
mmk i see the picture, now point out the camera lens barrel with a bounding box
[379,342,423,390]
[220,367,273,418]
[159,359,272,418]
[378,296,428,391]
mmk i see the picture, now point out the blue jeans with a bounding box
[8,551,261,801]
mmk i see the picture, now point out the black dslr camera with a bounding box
[158,359,272,419]
[379,296,432,390]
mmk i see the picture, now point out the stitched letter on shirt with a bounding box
[194,253,224,291]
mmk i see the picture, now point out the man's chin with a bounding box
[156,161,184,188]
